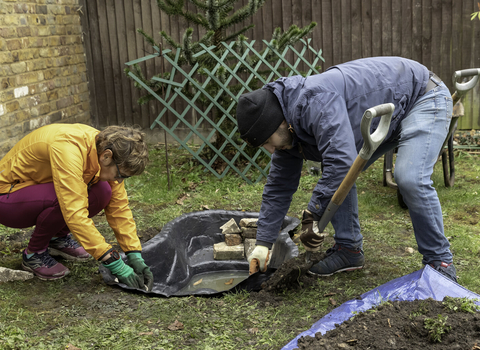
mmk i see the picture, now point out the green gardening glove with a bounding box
[127,252,154,291]
[102,258,143,289]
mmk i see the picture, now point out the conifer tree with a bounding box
[126,0,316,162]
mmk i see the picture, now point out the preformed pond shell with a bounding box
[100,210,300,297]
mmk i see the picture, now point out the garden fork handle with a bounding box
[452,68,480,103]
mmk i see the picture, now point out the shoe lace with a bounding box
[431,262,449,271]
[37,251,58,268]
[325,244,340,257]
[58,234,81,248]
[431,262,456,280]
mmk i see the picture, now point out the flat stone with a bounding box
[213,242,244,260]
[0,267,34,283]
[244,238,256,259]
[239,218,258,228]
[219,218,242,234]
[224,233,242,246]
[241,227,257,239]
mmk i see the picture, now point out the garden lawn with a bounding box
[0,144,479,350]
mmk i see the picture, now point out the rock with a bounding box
[219,218,242,234]
[241,227,257,239]
[224,233,242,246]
[239,218,258,228]
[405,247,415,254]
[244,238,256,259]
[0,267,34,283]
[213,242,244,260]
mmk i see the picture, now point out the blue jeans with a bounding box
[331,82,454,265]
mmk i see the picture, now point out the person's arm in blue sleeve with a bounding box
[256,150,304,248]
[302,92,358,218]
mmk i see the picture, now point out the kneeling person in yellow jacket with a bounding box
[0,124,154,290]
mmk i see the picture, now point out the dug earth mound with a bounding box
[260,251,326,292]
[295,298,480,350]
[246,251,326,308]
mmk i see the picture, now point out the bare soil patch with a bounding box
[295,298,480,350]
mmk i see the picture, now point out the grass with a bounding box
[0,144,479,349]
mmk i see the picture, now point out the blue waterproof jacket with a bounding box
[256,56,430,248]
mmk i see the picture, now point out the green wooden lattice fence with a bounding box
[126,39,324,184]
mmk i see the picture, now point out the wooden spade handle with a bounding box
[315,103,394,233]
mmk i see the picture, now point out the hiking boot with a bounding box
[430,261,457,283]
[308,244,365,277]
[22,250,70,281]
[49,234,91,261]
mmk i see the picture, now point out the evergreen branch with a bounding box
[166,0,184,7]
[182,27,196,65]
[137,28,158,47]
[187,0,208,11]
[276,24,299,49]
[160,30,182,49]
[131,63,147,82]
[182,9,209,26]
[271,27,282,43]
[223,0,266,28]
[158,0,208,26]
[156,0,184,15]
[188,0,237,11]
[279,22,316,49]
[223,24,254,42]
[219,5,234,21]
[196,30,215,46]
[206,0,221,31]
[190,30,215,51]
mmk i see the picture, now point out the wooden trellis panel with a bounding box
[125,40,324,183]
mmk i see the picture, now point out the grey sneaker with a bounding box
[430,261,457,282]
[49,234,90,261]
[22,249,70,281]
[308,244,365,277]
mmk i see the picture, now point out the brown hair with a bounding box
[96,125,149,176]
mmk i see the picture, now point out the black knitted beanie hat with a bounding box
[236,89,284,147]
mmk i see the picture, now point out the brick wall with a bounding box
[0,0,91,158]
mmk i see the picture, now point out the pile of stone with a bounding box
[213,218,259,261]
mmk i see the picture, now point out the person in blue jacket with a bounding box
[236,56,456,282]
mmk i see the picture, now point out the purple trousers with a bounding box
[0,182,111,253]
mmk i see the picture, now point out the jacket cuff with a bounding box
[255,240,273,249]
[125,250,142,255]
[98,248,114,262]
[307,203,323,220]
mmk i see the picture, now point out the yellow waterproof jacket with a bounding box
[0,123,142,260]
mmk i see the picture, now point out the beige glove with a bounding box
[248,245,270,275]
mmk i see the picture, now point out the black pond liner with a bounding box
[100,210,300,297]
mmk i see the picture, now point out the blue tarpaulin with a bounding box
[282,265,480,350]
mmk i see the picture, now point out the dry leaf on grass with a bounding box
[65,344,81,350]
[168,320,184,331]
[248,327,259,334]
[329,298,337,306]
[176,193,189,205]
